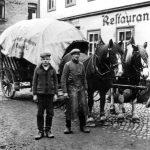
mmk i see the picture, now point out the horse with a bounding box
[110,40,149,122]
[83,39,124,122]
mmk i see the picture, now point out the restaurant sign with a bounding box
[102,12,149,26]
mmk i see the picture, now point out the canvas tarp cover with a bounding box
[0,18,86,73]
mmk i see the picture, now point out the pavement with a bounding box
[0,89,150,149]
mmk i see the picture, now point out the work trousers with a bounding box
[65,85,88,130]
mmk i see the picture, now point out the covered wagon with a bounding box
[0,18,88,98]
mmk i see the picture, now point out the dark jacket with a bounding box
[61,60,88,93]
[32,64,58,95]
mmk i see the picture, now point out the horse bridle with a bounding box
[132,51,148,76]
[93,52,121,77]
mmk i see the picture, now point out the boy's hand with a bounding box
[63,93,69,98]
[54,94,58,100]
[33,95,38,102]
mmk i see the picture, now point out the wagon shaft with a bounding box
[112,84,148,90]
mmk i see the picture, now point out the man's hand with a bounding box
[63,93,69,98]
[54,94,58,100]
[33,95,38,102]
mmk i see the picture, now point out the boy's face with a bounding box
[41,56,50,66]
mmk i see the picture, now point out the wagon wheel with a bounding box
[1,68,15,98]
[53,96,66,110]
[53,99,66,110]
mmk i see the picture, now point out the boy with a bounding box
[32,52,58,140]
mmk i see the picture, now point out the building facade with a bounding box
[39,0,150,55]
[0,0,38,34]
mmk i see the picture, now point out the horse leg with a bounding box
[87,90,94,116]
[131,90,140,123]
[99,91,107,121]
[110,88,116,114]
[87,90,95,123]
[117,92,125,121]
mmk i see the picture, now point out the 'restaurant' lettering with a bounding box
[102,13,149,26]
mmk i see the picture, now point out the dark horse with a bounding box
[83,39,124,121]
[110,39,149,122]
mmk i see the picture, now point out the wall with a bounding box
[40,0,149,19]
[0,0,37,33]
[67,6,150,45]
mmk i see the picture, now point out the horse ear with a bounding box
[98,35,105,45]
[107,39,113,58]
[118,40,123,47]
[143,42,147,49]
[132,44,138,52]
[129,36,135,45]
[108,39,113,49]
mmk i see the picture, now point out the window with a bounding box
[65,0,76,7]
[117,27,134,51]
[47,0,56,11]
[28,3,37,19]
[87,30,100,55]
[0,0,5,19]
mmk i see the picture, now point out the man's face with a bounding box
[41,56,50,66]
[72,53,80,61]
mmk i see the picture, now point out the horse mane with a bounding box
[125,43,148,65]
[137,45,148,64]
[125,44,133,63]
[95,44,108,62]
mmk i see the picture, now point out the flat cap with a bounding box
[70,49,80,55]
[40,52,51,58]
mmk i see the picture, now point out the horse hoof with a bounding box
[131,115,140,123]
[86,122,96,127]
[131,118,140,123]
[110,104,117,114]
[100,115,107,121]
[110,108,117,115]
[87,117,94,123]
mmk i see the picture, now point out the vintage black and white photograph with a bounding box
[0,0,150,149]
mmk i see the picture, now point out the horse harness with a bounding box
[85,49,121,78]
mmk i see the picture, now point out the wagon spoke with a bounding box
[4,86,8,95]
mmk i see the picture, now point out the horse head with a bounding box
[125,42,149,79]
[94,39,124,78]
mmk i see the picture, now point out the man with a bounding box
[61,48,90,134]
[32,52,58,140]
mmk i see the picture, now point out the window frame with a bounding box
[0,0,5,19]
[65,0,76,8]
[87,29,101,56]
[28,3,37,20]
[47,0,56,12]
[116,26,135,51]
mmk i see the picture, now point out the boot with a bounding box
[79,113,90,133]
[45,130,54,138]
[64,119,73,134]
[64,127,73,134]
[80,126,90,133]
[35,131,44,140]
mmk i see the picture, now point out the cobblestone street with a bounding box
[0,89,150,150]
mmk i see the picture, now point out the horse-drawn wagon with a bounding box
[0,18,150,124]
[0,18,88,99]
